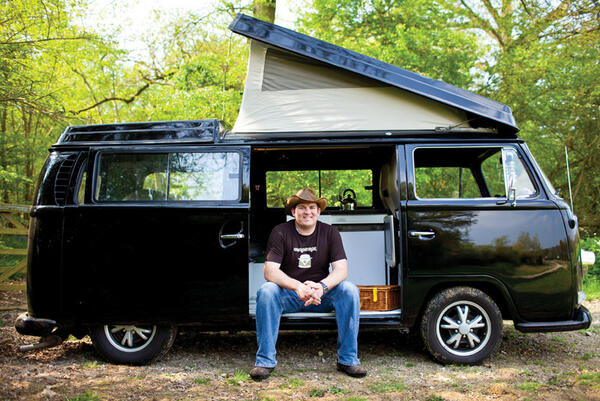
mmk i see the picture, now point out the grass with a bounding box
[82,361,101,368]
[67,392,102,401]
[426,396,444,401]
[405,362,415,367]
[194,377,211,385]
[520,369,533,377]
[581,353,599,361]
[578,372,600,385]
[583,278,600,300]
[368,378,408,393]
[344,397,367,401]
[517,381,542,391]
[329,385,348,395]
[449,365,481,373]
[309,388,326,397]
[307,386,349,397]
[279,378,305,389]
[0,319,4,327]
[226,369,250,385]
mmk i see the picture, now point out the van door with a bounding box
[62,146,250,326]
[403,144,573,325]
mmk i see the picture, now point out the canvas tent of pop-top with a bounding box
[228,14,518,136]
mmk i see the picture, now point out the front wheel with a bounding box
[89,323,177,365]
[421,287,502,364]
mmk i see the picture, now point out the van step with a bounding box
[278,309,402,319]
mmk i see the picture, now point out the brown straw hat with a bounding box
[285,188,327,215]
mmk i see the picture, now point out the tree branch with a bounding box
[69,71,175,115]
[457,0,506,47]
[70,83,150,115]
[0,36,93,45]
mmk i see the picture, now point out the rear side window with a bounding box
[95,152,241,202]
[265,169,373,208]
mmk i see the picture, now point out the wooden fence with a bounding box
[0,204,30,291]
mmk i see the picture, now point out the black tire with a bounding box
[89,323,177,365]
[421,287,502,365]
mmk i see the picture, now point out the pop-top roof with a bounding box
[229,14,518,133]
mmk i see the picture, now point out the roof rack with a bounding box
[55,119,224,145]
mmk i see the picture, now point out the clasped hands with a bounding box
[295,280,324,306]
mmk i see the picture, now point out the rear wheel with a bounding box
[421,287,502,364]
[89,323,177,365]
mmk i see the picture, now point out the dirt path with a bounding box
[1,288,600,401]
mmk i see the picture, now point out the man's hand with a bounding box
[295,282,315,302]
[303,281,324,306]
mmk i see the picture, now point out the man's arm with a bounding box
[320,258,348,290]
[264,261,314,301]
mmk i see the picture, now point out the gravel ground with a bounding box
[1,287,600,401]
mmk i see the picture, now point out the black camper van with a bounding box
[15,14,591,366]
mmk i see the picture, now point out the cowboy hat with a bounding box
[285,188,327,215]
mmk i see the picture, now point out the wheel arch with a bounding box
[409,276,519,330]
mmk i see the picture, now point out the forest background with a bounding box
[1,0,599,291]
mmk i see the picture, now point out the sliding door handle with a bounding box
[409,230,435,240]
[220,233,245,240]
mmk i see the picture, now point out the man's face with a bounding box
[292,202,321,229]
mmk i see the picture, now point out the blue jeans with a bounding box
[255,280,361,368]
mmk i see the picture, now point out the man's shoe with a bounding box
[250,366,274,381]
[337,362,367,378]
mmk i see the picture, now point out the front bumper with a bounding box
[514,306,592,333]
[15,312,58,337]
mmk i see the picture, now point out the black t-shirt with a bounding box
[265,220,347,283]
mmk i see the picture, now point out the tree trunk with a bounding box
[253,0,276,23]
[0,106,8,203]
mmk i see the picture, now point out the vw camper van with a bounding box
[15,14,591,365]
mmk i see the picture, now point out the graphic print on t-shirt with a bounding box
[294,246,317,269]
[298,253,312,268]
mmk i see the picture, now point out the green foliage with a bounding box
[300,0,600,233]
[3,0,600,235]
[308,388,326,397]
[194,377,211,385]
[298,0,480,88]
[581,237,600,299]
[581,237,600,278]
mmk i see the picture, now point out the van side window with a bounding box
[96,152,241,202]
[266,169,372,208]
[77,171,87,204]
[415,167,480,198]
[413,147,536,199]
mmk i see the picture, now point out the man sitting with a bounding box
[250,188,366,380]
